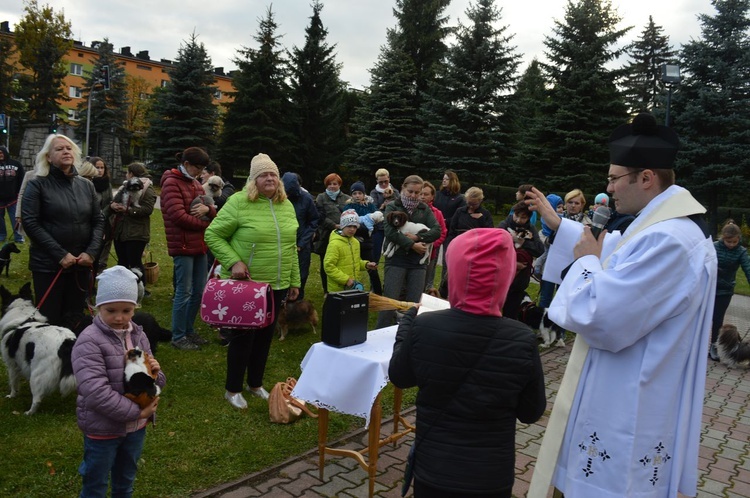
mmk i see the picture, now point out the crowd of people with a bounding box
[4,110,742,496]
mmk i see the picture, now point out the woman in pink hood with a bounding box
[389,228,546,497]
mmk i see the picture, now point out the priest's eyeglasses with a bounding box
[607,171,640,185]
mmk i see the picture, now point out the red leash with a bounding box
[36,267,64,310]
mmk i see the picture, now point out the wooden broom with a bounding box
[367,293,419,312]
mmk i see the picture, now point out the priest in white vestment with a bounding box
[526,112,717,498]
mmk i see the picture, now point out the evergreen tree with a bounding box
[347,30,421,180]
[673,0,750,234]
[288,0,347,184]
[523,0,629,193]
[415,0,521,184]
[508,58,550,185]
[621,16,677,114]
[146,33,217,167]
[393,0,452,110]
[75,39,129,158]
[218,7,295,179]
[13,0,72,122]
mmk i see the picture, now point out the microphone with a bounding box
[590,206,611,240]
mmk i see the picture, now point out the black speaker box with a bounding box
[321,290,369,348]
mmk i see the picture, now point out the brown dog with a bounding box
[277,299,319,340]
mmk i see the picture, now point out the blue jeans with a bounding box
[79,427,146,498]
[0,202,22,242]
[172,254,207,341]
[538,279,556,309]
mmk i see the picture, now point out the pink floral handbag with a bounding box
[200,265,274,329]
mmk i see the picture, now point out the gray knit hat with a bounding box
[340,209,360,229]
[96,266,139,307]
[249,153,280,182]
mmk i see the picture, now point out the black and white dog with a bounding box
[518,294,566,347]
[0,284,78,415]
[113,177,144,208]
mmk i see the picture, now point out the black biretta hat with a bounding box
[609,113,680,169]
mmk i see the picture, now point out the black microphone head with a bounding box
[592,205,612,228]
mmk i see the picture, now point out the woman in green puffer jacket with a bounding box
[204,153,300,410]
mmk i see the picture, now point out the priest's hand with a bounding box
[574,226,605,260]
[525,188,560,232]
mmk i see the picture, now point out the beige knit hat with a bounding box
[96,265,139,306]
[249,153,279,182]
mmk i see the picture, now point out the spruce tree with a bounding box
[508,58,550,186]
[347,30,420,181]
[415,0,520,184]
[673,0,750,233]
[146,33,217,168]
[217,7,295,179]
[523,0,629,193]
[288,1,347,185]
[621,16,677,114]
[75,39,129,158]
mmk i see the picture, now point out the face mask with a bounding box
[400,193,419,213]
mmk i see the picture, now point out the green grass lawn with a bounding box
[0,211,745,497]
[0,213,415,497]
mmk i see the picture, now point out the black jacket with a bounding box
[22,167,105,273]
[389,307,546,495]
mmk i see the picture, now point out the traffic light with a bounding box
[101,65,110,90]
[0,114,6,135]
[49,113,57,134]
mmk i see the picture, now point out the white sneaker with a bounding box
[225,391,248,409]
[246,386,270,400]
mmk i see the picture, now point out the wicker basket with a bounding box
[144,251,159,285]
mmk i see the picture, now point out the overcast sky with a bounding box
[1,0,715,89]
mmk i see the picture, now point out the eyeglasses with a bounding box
[607,170,641,184]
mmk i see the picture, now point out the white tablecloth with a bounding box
[291,326,397,427]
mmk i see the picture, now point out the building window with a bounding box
[160,80,169,88]
[214,90,222,100]
[67,109,81,121]
[70,63,83,76]
[136,64,152,71]
[69,86,82,98]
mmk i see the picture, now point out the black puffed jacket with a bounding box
[389,307,546,495]
[22,167,105,273]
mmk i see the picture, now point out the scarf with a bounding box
[178,164,196,180]
[325,189,340,201]
[92,176,110,193]
[563,211,585,223]
[375,184,389,194]
[400,194,419,214]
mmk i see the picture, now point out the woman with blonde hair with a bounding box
[439,187,493,298]
[21,134,105,322]
[205,153,300,408]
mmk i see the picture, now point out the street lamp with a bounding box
[660,63,681,127]
[84,74,107,156]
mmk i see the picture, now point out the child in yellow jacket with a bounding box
[324,209,377,292]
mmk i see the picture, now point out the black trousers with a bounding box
[413,479,510,498]
[114,239,147,274]
[33,269,92,323]
[224,289,286,392]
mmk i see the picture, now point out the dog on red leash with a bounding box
[277,299,318,341]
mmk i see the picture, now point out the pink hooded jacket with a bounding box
[446,228,516,316]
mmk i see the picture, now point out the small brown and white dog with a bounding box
[383,211,433,264]
[124,348,160,409]
[717,324,750,368]
[203,176,225,199]
[277,299,318,341]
